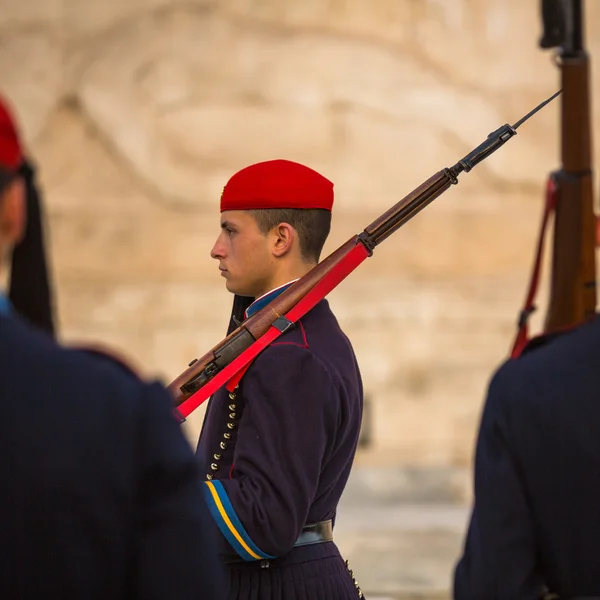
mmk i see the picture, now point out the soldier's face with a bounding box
[0,177,25,264]
[211,210,275,297]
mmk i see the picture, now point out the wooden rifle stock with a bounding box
[543,0,597,331]
[168,95,560,413]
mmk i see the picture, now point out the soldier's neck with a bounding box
[0,254,8,294]
[254,262,315,300]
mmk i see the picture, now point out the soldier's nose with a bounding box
[210,242,223,259]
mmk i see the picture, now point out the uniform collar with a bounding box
[244,279,299,319]
[0,291,11,316]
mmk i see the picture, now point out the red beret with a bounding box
[0,95,22,172]
[220,159,334,212]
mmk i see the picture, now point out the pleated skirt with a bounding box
[225,544,364,600]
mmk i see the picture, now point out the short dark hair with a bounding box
[248,208,331,263]
[0,165,16,195]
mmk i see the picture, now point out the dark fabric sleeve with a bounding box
[133,382,226,600]
[202,345,339,560]
[453,365,545,600]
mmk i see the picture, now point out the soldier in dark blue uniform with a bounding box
[454,317,600,600]
[196,159,365,599]
[0,94,225,599]
[0,96,57,336]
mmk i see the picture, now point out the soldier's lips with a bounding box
[219,268,228,277]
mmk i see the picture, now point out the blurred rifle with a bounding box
[170,93,560,421]
[512,0,597,356]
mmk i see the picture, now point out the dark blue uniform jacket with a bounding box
[0,298,224,599]
[196,294,363,566]
[454,315,600,599]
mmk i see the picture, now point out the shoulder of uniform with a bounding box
[257,334,331,377]
[67,342,142,380]
[518,332,562,356]
[516,326,581,359]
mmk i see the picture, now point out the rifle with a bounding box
[512,0,596,356]
[170,92,560,420]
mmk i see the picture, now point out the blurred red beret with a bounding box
[220,159,334,212]
[0,95,22,172]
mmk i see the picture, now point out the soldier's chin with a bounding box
[225,280,250,296]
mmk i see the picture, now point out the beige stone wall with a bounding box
[3,0,600,467]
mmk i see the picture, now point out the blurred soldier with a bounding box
[0,94,225,599]
[0,98,57,335]
[455,1,600,597]
[453,319,600,599]
[196,159,365,598]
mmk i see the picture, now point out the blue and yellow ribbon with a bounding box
[203,480,275,561]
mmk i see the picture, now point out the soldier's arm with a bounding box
[453,364,545,600]
[133,381,225,599]
[201,344,340,561]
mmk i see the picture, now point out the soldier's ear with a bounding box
[0,177,26,245]
[270,222,295,258]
